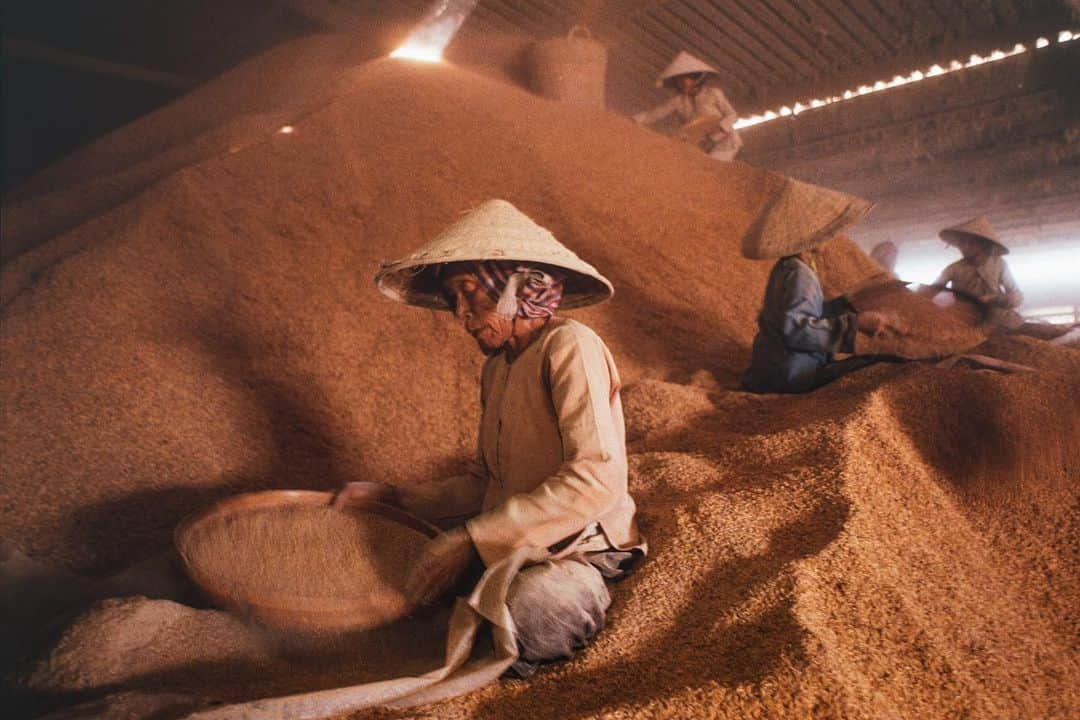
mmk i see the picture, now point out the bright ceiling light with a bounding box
[732,29,1072,131]
[390,0,478,64]
[390,42,443,63]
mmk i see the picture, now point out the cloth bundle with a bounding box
[470,260,565,319]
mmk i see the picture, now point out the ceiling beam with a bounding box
[2,35,196,89]
[594,1,671,23]
[279,0,367,30]
[677,0,808,80]
[637,5,758,95]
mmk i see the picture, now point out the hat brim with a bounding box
[939,229,1009,255]
[375,257,613,311]
[657,71,717,89]
[740,178,874,260]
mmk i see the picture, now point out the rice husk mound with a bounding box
[4,32,1079,720]
[622,380,716,442]
[178,505,427,624]
[21,595,451,716]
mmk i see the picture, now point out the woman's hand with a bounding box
[331,481,401,510]
[405,528,479,606]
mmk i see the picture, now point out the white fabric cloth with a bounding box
[183,546,550,719]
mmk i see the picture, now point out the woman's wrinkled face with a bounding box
[442,271,513,355]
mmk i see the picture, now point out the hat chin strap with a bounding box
[496,272,525,319]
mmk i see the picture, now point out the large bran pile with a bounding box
[3,33,1077,720]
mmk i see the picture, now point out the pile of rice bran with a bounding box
[4,35,1076,720]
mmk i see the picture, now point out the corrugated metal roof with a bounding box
[453,0,1073,113]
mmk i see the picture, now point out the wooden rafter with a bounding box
[2,36,196,89]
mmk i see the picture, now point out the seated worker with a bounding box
[339,199,645,678]
[928,217,1024,332]
[741,182,904,394]
[633,51,743,161]
[869,240,899,274]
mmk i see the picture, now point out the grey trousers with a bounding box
[504,550,639,678]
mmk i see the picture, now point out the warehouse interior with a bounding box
[2,2,1079,719]
[5,1,1079,315]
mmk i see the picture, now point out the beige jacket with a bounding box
[633,85,742,153]
[406,318,642,566]
[934,255,1023,308]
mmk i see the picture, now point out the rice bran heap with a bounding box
[3,33,1078,720]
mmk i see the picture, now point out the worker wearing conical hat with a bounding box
[869,240,899,274]
[929,217,1024,332]
[632,51,744,161]
[741,179,905,393]
[338,199,644,678]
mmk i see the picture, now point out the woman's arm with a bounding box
[931,264,954,290]
[704,87,738,132]
[997,262,1023,309]
[633,96,679,126]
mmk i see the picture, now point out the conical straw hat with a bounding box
[740,177,874,260]
[656,51,719,87]
[939,216,1009,255]
[375,199,613,311]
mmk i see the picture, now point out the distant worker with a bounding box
[633,51,743,161]
[869,240,899,274]
[928,217,1023,332]
[741,180,904,393]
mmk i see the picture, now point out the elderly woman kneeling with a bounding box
[337,199,645,678]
